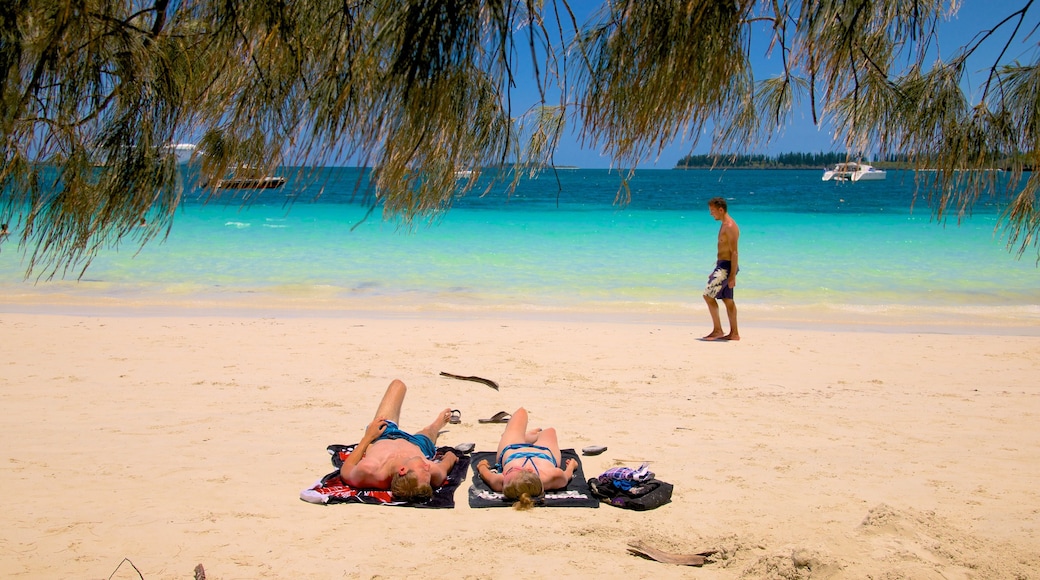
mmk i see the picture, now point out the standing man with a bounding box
[703,197,740,341]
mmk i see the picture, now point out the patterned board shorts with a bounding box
[704,260,735,300]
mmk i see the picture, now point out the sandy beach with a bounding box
[1,307,1038,579]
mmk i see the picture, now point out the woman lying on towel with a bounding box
[340,379,458,503]
[475,407,578,510]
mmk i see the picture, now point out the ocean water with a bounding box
[1,167,1037,330]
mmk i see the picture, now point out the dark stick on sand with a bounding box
[439,371,500,391]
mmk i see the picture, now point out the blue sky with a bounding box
[300,2,1037,169]
[517,1,1039,169]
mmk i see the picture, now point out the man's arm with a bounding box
[429,450,458,487]
[726,222,740,288]
[340,419,388,484]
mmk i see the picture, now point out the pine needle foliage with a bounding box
[2,0,1039,276]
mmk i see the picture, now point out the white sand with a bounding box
[1,309,1038,579]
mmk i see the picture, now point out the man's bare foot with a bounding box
[430,408,453,431]
[701,331,726,341]
[723,333,740,341]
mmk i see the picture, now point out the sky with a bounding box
[513,1,1040,169]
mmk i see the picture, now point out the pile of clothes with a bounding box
[596,462,656,491]
[589,462,673,511]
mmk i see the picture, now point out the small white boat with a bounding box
[167,143,199,164]
[822,162,886,182]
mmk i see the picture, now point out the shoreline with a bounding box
[2,290,1037,336]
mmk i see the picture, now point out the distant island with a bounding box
[675,152,858,169]
[675,152,1031,171]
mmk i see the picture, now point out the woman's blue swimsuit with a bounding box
[375,420,436,459]
[496,443,558,473]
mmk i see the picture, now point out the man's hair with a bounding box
[504,470,542,511]
[708,197,727,211]
[390,470,434,503]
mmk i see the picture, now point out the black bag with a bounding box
[588,478,673,511]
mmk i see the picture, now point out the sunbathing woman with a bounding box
[340,379,458,502]
[475,407,578,510]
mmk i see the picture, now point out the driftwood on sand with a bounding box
[439,371,500,390]
[626,540,716,566]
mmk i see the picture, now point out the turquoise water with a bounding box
[1,168,1037,327]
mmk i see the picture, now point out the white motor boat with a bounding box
[167,143,199,164]
[822,162,886,182]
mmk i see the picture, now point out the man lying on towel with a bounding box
[340,379,459,503]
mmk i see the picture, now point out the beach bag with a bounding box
[588,477,673,511]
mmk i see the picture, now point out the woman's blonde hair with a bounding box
[390,470,433,503]
[504,470,542,510]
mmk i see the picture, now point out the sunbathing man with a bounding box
[475,407,577,510]
[339,379,458,502]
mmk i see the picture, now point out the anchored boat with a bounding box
[822,162,886,182]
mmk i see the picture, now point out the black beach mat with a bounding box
[468,448,599,508]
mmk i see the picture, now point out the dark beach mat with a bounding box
[468,448,599,508]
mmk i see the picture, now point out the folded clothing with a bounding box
[597,462,655,490]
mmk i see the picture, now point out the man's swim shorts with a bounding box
[704,260,736,300]
[376,421,437,459]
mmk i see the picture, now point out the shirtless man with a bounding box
[339,379,458,502]
[703,197,740,341]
